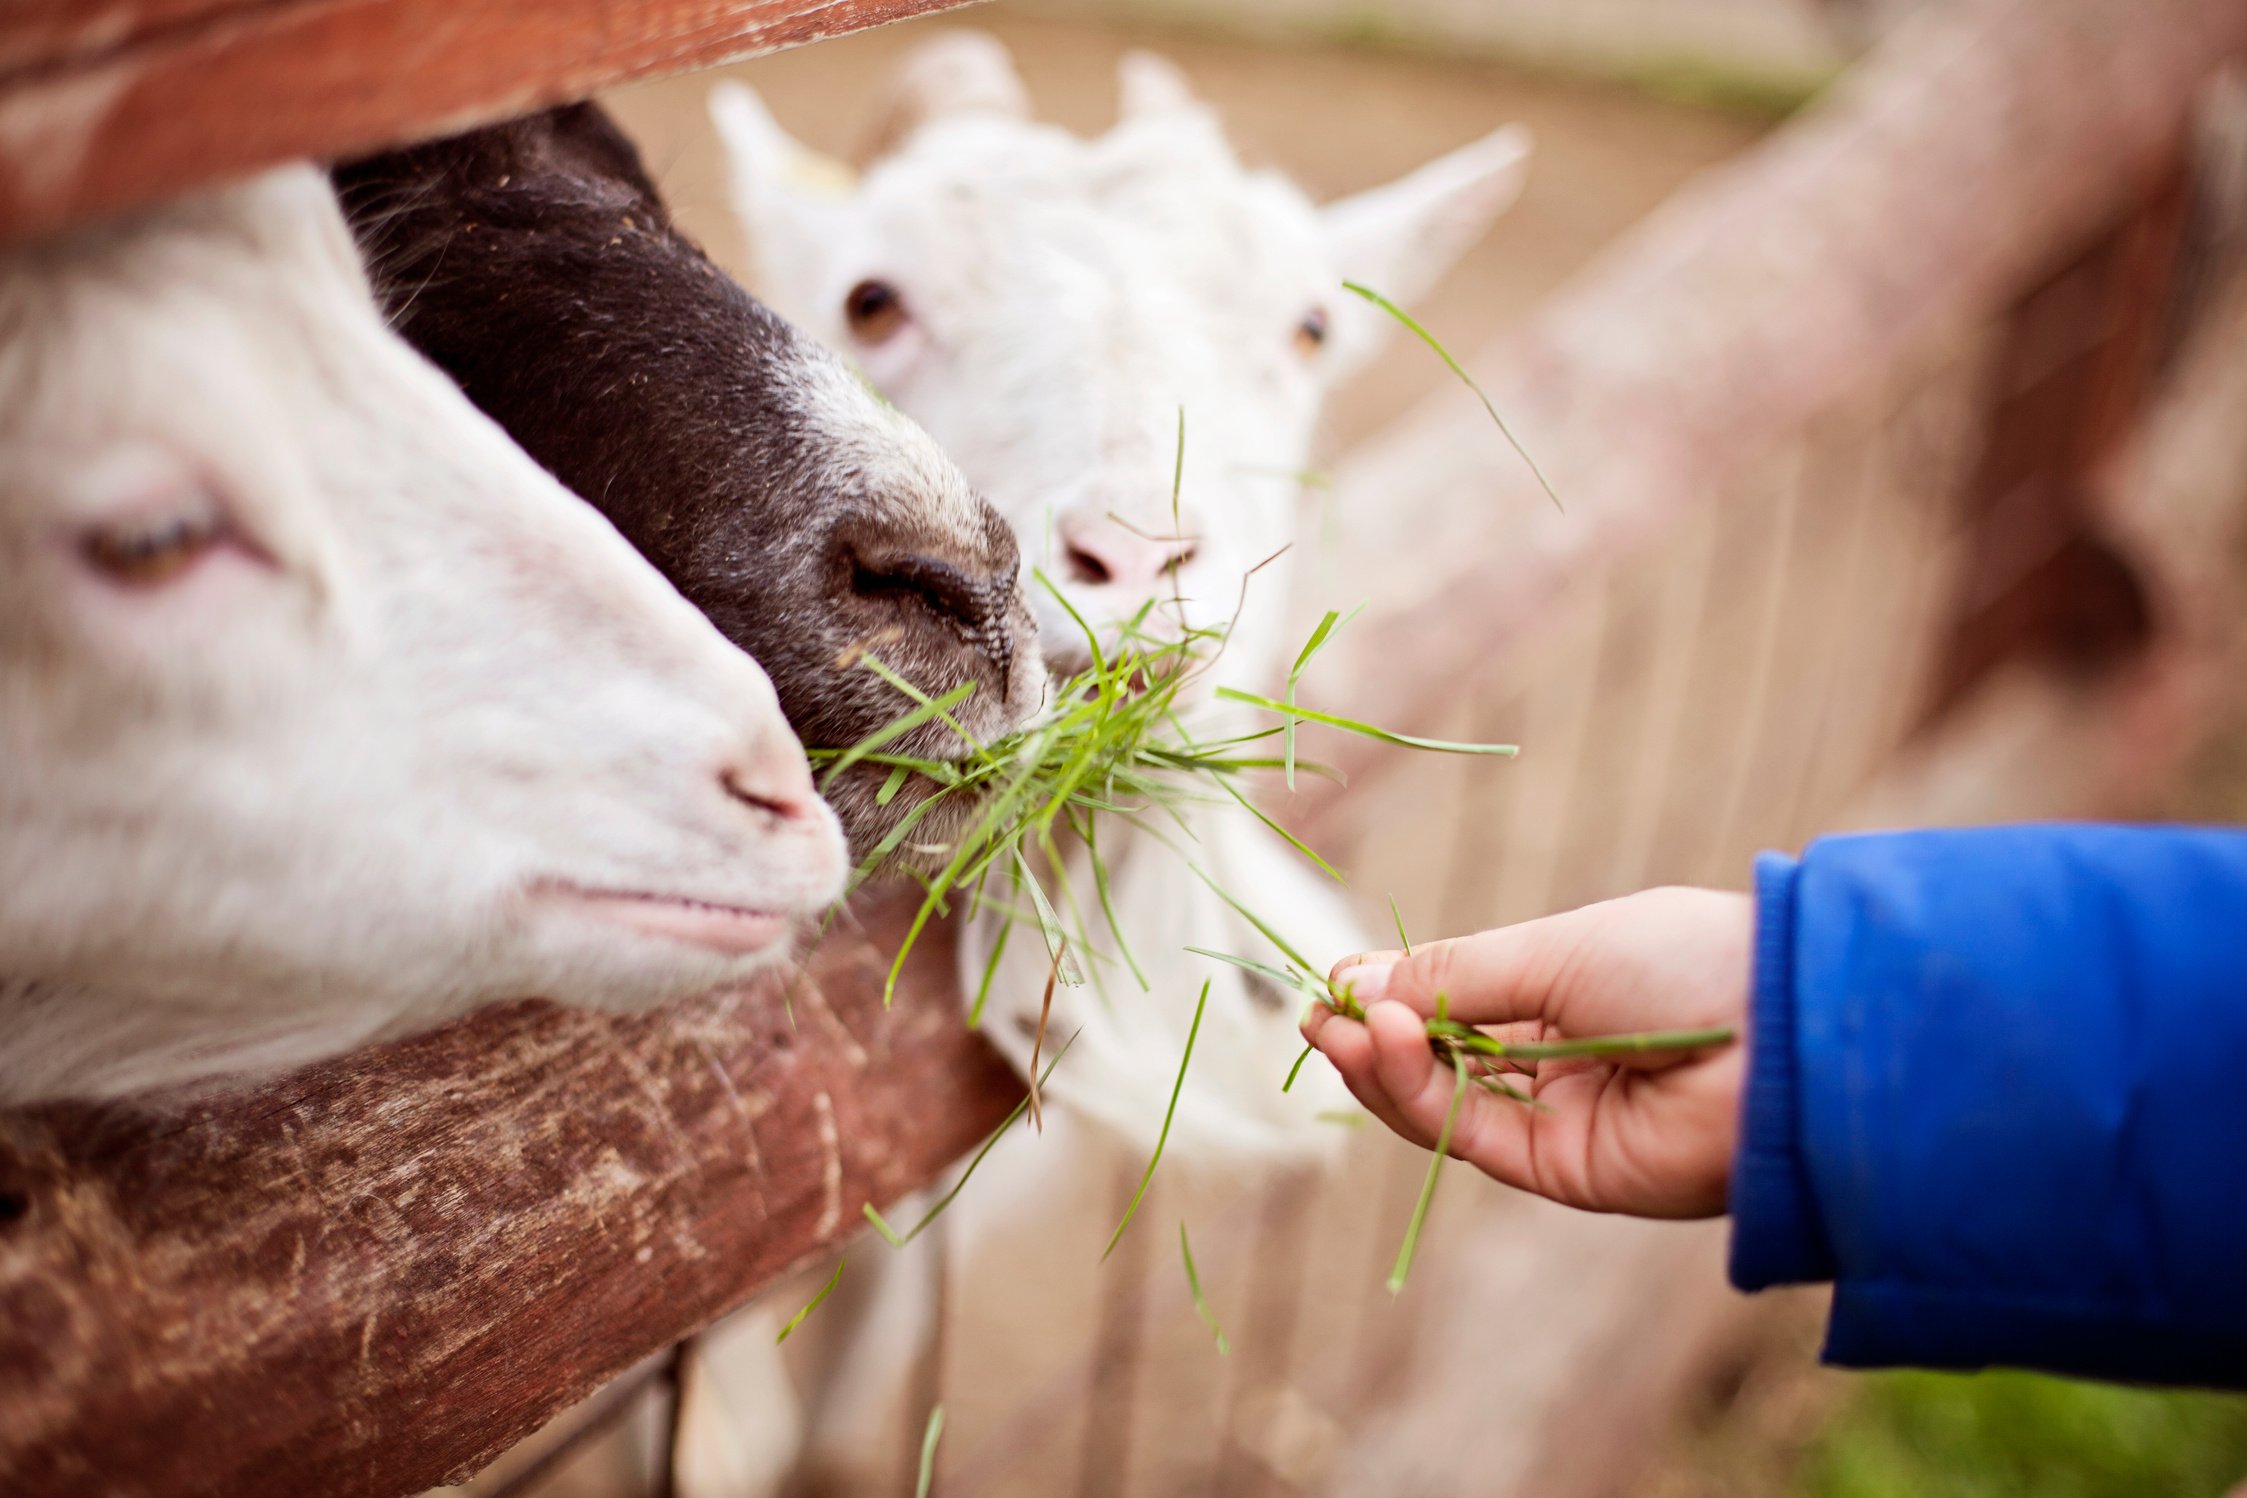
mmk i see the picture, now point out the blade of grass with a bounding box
[857,656,985,755]
[1180,1221,1230,1356]
[1283,605,1364,791]
[1342,280,1562,512]
[965,913,1012,1030]
[1182,945,1323,1004]
[1389,894,1414,956]
[1215,688,1519,757]
[1015,847,1085,987]
[1213,773,1344,884]
[1026,936,1064,1134]
[916,1405,944,1498]
[1387,1050,1469,1294]
[1420,1019,1734,1064]
[864,1033,1078,1248]
[774,1257,846,1345]
[1084,813,1150,992]
[1033,566,1110,681]
[817,679,978,789]
[1103,979,1211,1259]
[1186,864,1321,976]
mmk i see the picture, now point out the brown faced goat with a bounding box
[334,103,1043,853]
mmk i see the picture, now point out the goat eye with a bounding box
[1294,307,1329,357]
[79,512,228,588]
[844,279,910,343]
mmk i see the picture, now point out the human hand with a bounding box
[1303,887,1752,1218]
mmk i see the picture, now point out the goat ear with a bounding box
[1318,125,1531,375]
[709,82,854,306]
[1117,51,1204,122]
[868,31,1030,154]
[709,81,856,200]
[239,164,374,300]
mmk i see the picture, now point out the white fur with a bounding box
[0,165,848,1105]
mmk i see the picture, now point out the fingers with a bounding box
[1364,1002,1551,1195]
[1306,1008,1435,1148]
[1325,889,1755,1042]
[1330,916,1580,1029]
[1366,1000,1448,1121]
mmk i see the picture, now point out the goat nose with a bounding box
[1059,518,1196,592]
[848,542,1021,681]
[721,744,823,827]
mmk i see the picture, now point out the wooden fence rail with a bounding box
[1300,0,2247,820]
[0,896,1017,1498]
[0,0,984,242]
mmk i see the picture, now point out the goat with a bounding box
[716,34,1527,1149]
[0,164,846,1106]
[333,103,1043,854]
[681,37,1529,1494]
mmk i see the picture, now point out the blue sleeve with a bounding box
[1728,824,2247,1389]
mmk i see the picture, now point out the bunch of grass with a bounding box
[1203,898,1733,1293]
[801,286,1732,1327]
[808,562,1516,1029]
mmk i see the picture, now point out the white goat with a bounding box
[0,164,848,1106]
[715,33,1527,1149]
[673,38,1528,1494]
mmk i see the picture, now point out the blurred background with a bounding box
[453,0,2247,1493]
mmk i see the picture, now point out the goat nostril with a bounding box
[1065,544,1113,586]
[1165,544,1198,574]
[852,549,1019,680]
[723,767,807,822]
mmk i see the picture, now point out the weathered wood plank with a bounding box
[0,894,1010,1498]
[1297,0,2247,829]
[0,0,985,243]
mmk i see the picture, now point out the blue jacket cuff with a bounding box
[1728,851,1836,1290]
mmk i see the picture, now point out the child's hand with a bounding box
[1305,888,1751,1218]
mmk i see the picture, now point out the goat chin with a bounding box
[957,808,1360,1165]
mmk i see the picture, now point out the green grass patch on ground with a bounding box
[1798,1369,2247,1498]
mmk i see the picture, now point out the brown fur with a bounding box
[333,105,1039,852]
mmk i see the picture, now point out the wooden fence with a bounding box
[815,3,2247,1493]
[6,0,2247,1494]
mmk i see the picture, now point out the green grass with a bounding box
[1386,1048,1468,1294]
[1799,1370,2247,1498]
[1104,980,1211,1260]
[773,1256,845,1345]
[916,1404,945,1498]
[809,576,1518,1017]
[1179,1221,1230,1356]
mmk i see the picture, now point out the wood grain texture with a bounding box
[0,892,1013,1498]
[1295,0,2247,830]
[0,0,986,243]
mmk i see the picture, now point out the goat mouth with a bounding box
[537,884,795,956]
